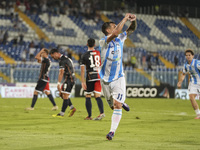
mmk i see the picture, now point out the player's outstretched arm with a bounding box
[35,48,45,63]
[126,14,137,36]
[177,73,186,88]
[107,13,130,43]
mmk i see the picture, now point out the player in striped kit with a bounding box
[99,13,137,140]
[177,49,200,119]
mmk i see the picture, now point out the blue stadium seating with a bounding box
[1,11,200,88]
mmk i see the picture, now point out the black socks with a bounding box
[86,97,92,117]
[61,99,69,112]
[31,95,38,108]
[96,97,104,114]
[47,94,56,106]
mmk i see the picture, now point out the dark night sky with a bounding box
[135,0,200,7]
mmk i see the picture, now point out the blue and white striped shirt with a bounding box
[183,59,200,84]
[99,31,127,82]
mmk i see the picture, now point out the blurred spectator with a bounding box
[79,0,86,17]
[123,51,129,68]
[41,1,47,13]
[54,4,59,15]
[120,0,126,11]
[155,53,159,66]
[2,30,8,45]
[155,4,160,15]
[19,33,24,45]
[66,48,72,59]
[47,9,52,25]
[94,10,101,23]
[78,52,82,65]
[56,21,62,27]
[142,52,146,68]
[16,0,21,7]
[40,37,45,48]
[33,38,39,48]
[131,55,137,68]
[8,4,14,18]
[93,0,101,11]
[114,7,123,18]
[29,41,35,61]
[0,30,3,44]
[13,14,21,29]
[12,36,18,46]
[24,0,30,13]
[30,1,38,14]
[70,3,79,17]
[174,55,178,68]
[21,49,27,64]
[146,53,153,71]
[85,1,92,20]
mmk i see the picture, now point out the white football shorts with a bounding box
[188,82,200,95]
[100,76,126,107]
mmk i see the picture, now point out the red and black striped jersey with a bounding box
[80,50,101,82]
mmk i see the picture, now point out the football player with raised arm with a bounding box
[50,49,76,118]
[26,48,58,111]
[99,13,137,140]
[177,49,200,119]
[80,38,105,120]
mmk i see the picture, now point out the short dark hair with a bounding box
[50,48,59,54]
[102,21,115,35]
[184,49,194,56]
[87,38,95,47]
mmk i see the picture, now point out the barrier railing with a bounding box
[0,66,188,89]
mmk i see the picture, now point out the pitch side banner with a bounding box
[75,84,175,98]
[175,89,199,100]
[0,86,74,98]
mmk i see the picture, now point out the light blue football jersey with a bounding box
[183,59,200,84]
[99,31,127,82]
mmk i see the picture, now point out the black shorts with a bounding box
[35,79,49,92]
[86,80,101,94]
[61,80,75,94]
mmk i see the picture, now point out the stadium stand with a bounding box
[0,0,199,89]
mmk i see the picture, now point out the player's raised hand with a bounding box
[124,13,131,21]
[128,14,136,21]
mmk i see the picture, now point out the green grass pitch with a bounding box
[0,97,200,150]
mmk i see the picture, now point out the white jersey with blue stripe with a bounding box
[99,31,127,82]
[182,59,200,85]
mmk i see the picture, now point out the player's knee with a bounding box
[113,101,122,109]
[62,93,69,99]
[94,93,101,98]
[34,91,38,95]
[86,94,91,98]
[44,91,50,95]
